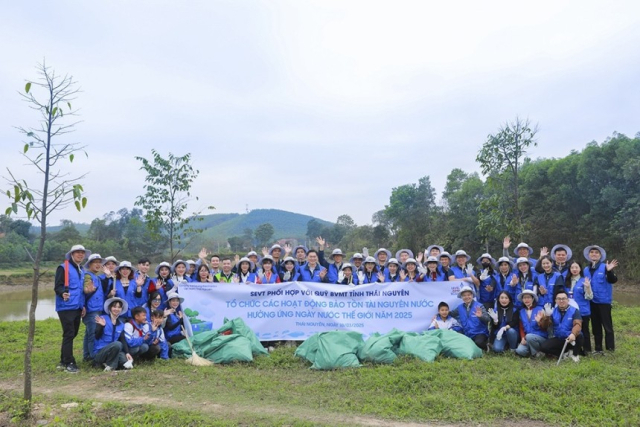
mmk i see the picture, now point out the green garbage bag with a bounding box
[434,329,483,360]
[217,317,268,356]
[171,330,222,359]
[203,334,254,364]
[294,333,319,362]
[296,331,363,369]
[358,331,398,364]
[396,332,443,362]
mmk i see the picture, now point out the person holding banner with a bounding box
[235,257,258,284]
[257,256,280,284]
[293,245,308,268]
[337,263,358,286]
[422,257,446,282]
[399,258,424,282]
[395,249,414,265]
[438,252,453,277]
[450,286,491,350]
[279,257,301,282]
[214,258,235,283]
[195,264,213,283]
[319,248,346,283]
[374,248,392,274]
[359,256,380,284]
[350,253,364,272]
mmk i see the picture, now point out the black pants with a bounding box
[590,302,614,351]
[540,335,584,357]
[471,334,488,350]
[581,315,592,353]
[58,309,82,365]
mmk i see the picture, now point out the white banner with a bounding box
[180,281,466,340]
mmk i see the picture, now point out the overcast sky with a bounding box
[1,1,639,227]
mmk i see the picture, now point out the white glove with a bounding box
[496,326,506,341]
[357,271,365,283]
[362,247,369,257]
[348,281,356,287]
[338,271,345,283]
[479,269,489,281]
[465,263,474,277]
[417,265,427,275]
[543,303,553,316]
[487,308,499,324]
[283,271,291,281]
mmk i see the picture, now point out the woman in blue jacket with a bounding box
[279,257,301,282]
[450,286,491,350]
[515,290,549,358]
[508,257,535,309]
[383,258,402,282]
[93,297,133,371]
[475,253,500,308]
[533,256,564,307]
[359,256,380,284]
[563,261,593,354]
[164,292,186,345]
[113,261,145,319]
[422,256,447,282]
[488,291,519,353]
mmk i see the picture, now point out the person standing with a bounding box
[54,244,90,373]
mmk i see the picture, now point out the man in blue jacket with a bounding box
[583,245,618,354]
[54,244,90,373]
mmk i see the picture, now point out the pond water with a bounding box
[2,286,639,322]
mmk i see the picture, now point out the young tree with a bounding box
[476,117,538,240]
[135,150,212,261]
[3,62,87,406]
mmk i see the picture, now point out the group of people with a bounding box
[54,236,618,372]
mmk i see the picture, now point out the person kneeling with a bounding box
[125,307,161,361]
[450,286,491,350]
[540,290,584,363]
[93,297,133,371]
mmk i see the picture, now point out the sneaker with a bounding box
[268,346,275,353]
[103,364,112,372]
[56,362,66,370]
[562,351,570,360]
[65,363,79,374]
[534,351,545,358]
[592,350,606,356]
[570,355,580,363]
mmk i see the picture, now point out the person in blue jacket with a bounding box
[359,256,380,284]
[448,250,479,288]
[428,301,462,332]
[113,261,146,319]
[54,244,90,373]
[382,258,402,282]
[293,245,308,269]
[507,257,535,309]
[495,257,514,295]
[100,255,118,299]
[487,291,519,353]
[438,252,453,277]
[298,250,328,282]
[319,248,346,283]
[144,291,171,321]
[148,309,170,359]
[93,297,133,372]
[583,245,618,354]
[563,261,593,354]
[426,245,444,258]
[279,257,301,282]
[350,253,364,272]
[374,248,392,274]
[535,244,572,279]
[82,253,107,362]
[164,292,186,345]
[533,256,564,306]
[258,256,280,284]
[235,257,258,284]
[151,262,172,303]
[124,306,161,361]
[540,290,583,362]
[167,260,192,293]
[422,256,446,282]
[515,290,550,358]
[450,285,491,350]
[395,249,414,265]
[475,253,500,308]
[502,236,538,268]
[337,263,359,286]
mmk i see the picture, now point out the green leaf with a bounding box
[74,201,81,211]
[14,186,19,201]
[23,144,29,153]
[81,197,87,208]
[52,107,58,116]
[5,207,11,215]
[5,190,10,198]
[70,154,74,163]
[67,102,72,110]
[11,203,18,214]
[27,132,34,137]
[25,82,31,93]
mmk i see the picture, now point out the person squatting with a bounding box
[54,236,618,373]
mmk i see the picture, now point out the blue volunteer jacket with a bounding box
[456,301,489,338]
[55,262,86,312]
[84,271,106,313]
[552,305,579,340]
[93,315,126,356]
[519,305,547,338]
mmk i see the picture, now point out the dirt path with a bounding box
[0,377,549,426]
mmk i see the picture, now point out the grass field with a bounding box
[1,305,639,426]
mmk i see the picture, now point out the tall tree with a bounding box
[476,117,538,240]
[3,63,87,407]
[254,223,275,247]
[135,150,211,261]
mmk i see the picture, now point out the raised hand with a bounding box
[584,277,591,288]
[465,263,474,277]
[102,266,112,277]
[539,247,549,258]
[95,315,106,326]
[377,272,385,282]
[199,247,209,260]
[496,326,506,341]
[399,270,407,281]
[234,254,240,264]
[479,269,489,281]
[606,259,619,271]
[261,247,269,257]
[510,273,518,286]
[474,306,483,317]
[319,269,327,279]
[362,247,369,258]
[487,308,499,324]
[136,274,145,287]
[535,310,544,323]
[539,285,547,295]
[232,275,240,283]
[543,303,553,316]
[316,236,326,248]
[416,252,424,263]
[284,243,292,255]
[503,236,511,249]
[207,274,213,283]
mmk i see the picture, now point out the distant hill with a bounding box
[32,223,91,235]
[186,209,333,249]
[37,209,333,248]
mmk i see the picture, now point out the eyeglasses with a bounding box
[556,297,568,301]
[152,299,162,302]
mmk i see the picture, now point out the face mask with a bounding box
[481,262,491,268]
